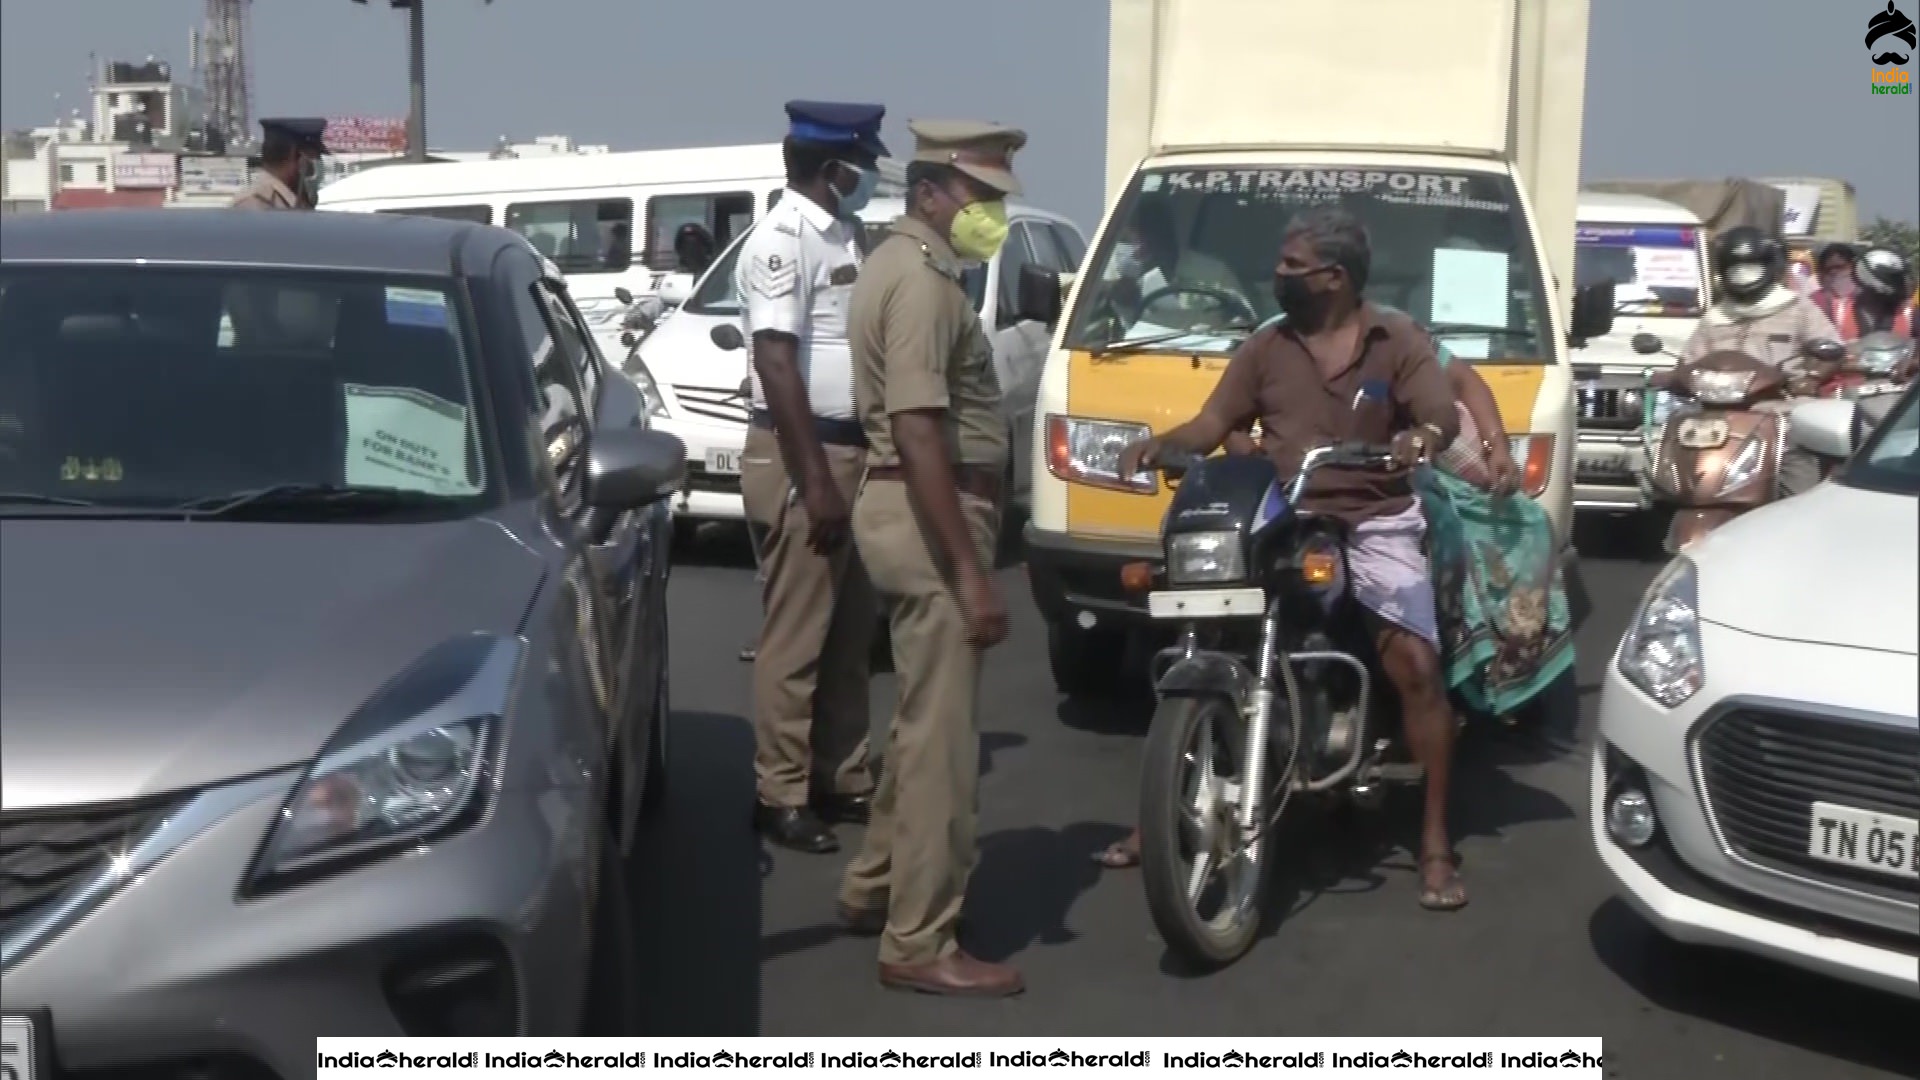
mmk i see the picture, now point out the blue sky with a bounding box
[4,0,1915,228]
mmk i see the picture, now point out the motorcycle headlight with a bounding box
[1617,557,1704,709]
[1688,369,1756,404]
[1167,529,1245,584]
[1716,434,1768,496]
[1046,414,1155,493]
[244,636,520,894]
[625,357,670,418]
[1858,345,1909,375]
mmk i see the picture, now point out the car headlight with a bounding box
[625,357,670,418]
[1715,434,1767,496]
[1045,414,1154,493]
[244,636,519,894]
[1167,529,1245,585]
[1617,557,1703,709]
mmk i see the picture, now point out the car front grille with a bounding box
[0,797,177,937]
[1697,708,1920,903]
[671,384,749,426]
[1575,380,1647,432]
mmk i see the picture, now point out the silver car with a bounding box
[0,210,686,1076]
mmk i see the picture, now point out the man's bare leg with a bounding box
[1375,621,1467,910]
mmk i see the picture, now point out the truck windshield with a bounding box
[1575,223,1706,319]
[1063,165,1553,361]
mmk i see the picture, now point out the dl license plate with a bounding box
[704,447,742,475]
[2,1014,41,1080]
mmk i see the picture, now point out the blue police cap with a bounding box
[784,101,888,159]
[259,117,330,151]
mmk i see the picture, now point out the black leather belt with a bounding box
[749,409,868,448]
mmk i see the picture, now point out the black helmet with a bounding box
[1853,247,1913,303]
[1712,226,1784,303]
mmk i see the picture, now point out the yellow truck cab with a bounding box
[1017,0,1615,694]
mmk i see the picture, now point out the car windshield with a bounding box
[0,265,488,514]
[683,220,984,317]
[1064,165,1553,360]
[1575,222,1706,318]
[1842,386,1920,497]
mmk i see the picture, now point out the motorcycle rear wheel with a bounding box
[1140,693,1268,969]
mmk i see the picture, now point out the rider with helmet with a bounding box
[1677,226,1841,498]
[1837,248,1916,342]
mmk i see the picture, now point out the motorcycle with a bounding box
[1809,331,1914,478]
[1630,332,1844,553]
[1132,442,1425,968]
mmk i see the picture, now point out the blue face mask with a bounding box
[835,162,877,215]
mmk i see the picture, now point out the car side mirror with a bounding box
[1631,332,1664,356]
[1568,280,1616,345]
[587,427,687,509]
[1788,398,1857,460]
[1016,265,1063,327]
[614,286,634,306]
[710,323,745,352]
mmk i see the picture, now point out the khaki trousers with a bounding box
[740,424,875,808]
[839,478,1001,966]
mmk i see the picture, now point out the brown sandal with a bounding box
[1418,852,1468,911]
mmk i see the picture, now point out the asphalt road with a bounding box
[622,516,1916,1079]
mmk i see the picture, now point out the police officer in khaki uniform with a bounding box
[230,118,329,210]
[837,119,1026,998]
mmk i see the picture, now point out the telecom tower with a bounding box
[195,0,253,153]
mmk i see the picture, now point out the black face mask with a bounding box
[1274,273,1323,324]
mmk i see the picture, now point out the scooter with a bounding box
[1631,332,1844,553]
[1818,329,1915,401]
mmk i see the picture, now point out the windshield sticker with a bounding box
[1143,169,1510,212]
[1630,247,1702,291]
[1430,248,1511,329]
[1576,224,1697,248]
[342,383,476,494]
[385,286,449,329]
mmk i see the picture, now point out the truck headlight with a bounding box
[1168,530,1245,585]
[243,636,519,894]
[1617,557,1703,709]
[1046,414,1155,493]
[625,357,670,418]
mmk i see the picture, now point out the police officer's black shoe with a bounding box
[813,792,873,825]
[754,803,838,854]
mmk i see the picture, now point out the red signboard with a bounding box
[324,117,408,154]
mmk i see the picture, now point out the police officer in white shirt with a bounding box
[740,100,888,854]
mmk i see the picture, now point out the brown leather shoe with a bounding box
[879,950,1024,997]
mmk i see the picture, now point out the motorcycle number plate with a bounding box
[1148,588,1266,620]
[1676,417,1730,449]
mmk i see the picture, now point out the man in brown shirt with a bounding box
[1117,205,1471,911]
[837,119,1023,997]
[230,118,328,211]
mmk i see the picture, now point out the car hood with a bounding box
[0,516,545,810]
[637,307,745,391]
[1691,482,1918,654]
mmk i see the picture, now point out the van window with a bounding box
[504,199,633,274]
[1575,223,1706,318]
[377,204,491,225]
[646,192,756,272]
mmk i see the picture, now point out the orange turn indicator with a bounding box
[1300,549,1338,586]
[1119,561,1156,594]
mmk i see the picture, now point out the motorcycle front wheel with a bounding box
[1140,693,1269,968]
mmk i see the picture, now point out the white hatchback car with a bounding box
[1593,387,1920,998]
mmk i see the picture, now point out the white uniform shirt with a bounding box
[734,189,864,422]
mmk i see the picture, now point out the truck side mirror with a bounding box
[614,286,634,306]
[710,324,745,352]
[1016,265,1063,327]
[1569,280,1615,346]
[1631,332,1664,356]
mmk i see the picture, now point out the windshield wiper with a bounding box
[0,492,104,508]
[1427,323,1538,340]
[171,483,449,518]
[1094,322,1256,358]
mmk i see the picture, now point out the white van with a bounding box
[621,196,1086,525]
[317,144,790,334]
[1571,191,1713,511]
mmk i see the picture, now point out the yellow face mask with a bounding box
[949,200,1009,262]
